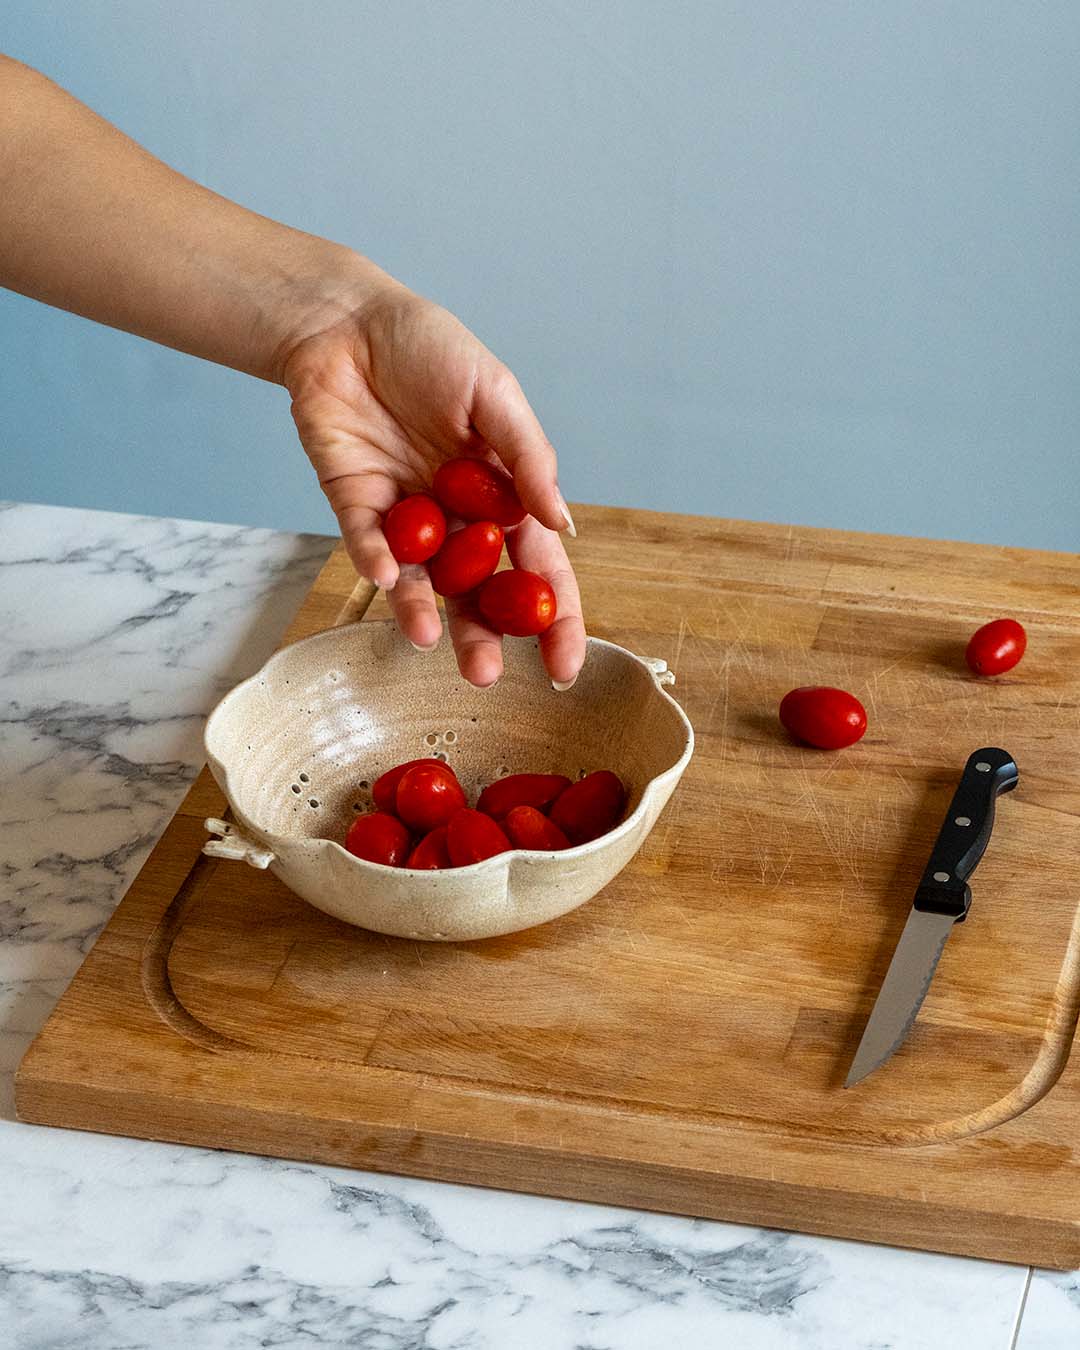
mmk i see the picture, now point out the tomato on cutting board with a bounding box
[477,569,557,636]
[779,687,867,750]
[428,522,505,598]
[477,772,572,819]
[965,618,1027,676]
[344,812,411,866]
[432,457,526,527]
[382,493,447,564]
[549,770,627,845]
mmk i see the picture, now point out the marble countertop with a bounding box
[1,499,1076,1349]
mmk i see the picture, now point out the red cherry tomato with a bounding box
[965,618,1027,676]
[549,770,626,844]
[407,825,452,870]
[344,811,410,866]
[446,808,512,866]
[395,762,467,831]
[779,687,867,750]
[428,522,505,598]
[477,772,572,819]
[372,757,457,813]
[477,569,557,637]
[503,805,571,852]
[383,493,447,564]
[433,457,526,527]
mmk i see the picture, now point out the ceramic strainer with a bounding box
[202,610,693,941]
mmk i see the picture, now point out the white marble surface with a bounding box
[0,500,1064,1348]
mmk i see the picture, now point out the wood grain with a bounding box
[15,507,1080,1266]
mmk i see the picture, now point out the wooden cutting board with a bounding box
[16,507,1080,1267]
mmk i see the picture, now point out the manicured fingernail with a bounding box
[551,676,578,692]
[555,489,577,538]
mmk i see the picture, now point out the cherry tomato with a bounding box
[344,811,410,866]
[428,522,505,598]
[372,757,457,813]
[406,825,452,870]
[383,493,447,564]
[477,569,557,637]
[503,805,570,851]
[433,457,526,527]
[779,687,867,750]
[395,762,467,831]
[477,772,572,819]
[549,770,626,844]
[446,808,512,866]
[965,618,1027,676]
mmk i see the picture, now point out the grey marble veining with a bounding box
[0,501,1053,1349]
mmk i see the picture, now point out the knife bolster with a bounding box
[914,881,972,921]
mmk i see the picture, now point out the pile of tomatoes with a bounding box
[779,617,1028,750]
[382,458,556,637]
[344,758,627,869]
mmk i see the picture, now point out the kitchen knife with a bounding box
[844,746,1019,1088]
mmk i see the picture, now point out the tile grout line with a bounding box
[1008,1266,1034,1350]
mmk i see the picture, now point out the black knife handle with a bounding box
[913,747,1018,922]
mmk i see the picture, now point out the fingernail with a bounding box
[551,676,578,692]
[555,489,577,539]
[410,641,438,653]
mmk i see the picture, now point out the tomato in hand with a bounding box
[779,686,867,750]
[383,493,447,564]
[477,772,572,819]
[407,825,452,869]
[396,762,467,831]
[965,618,1026,676]
[344,811,410,866]
[428,522,505,597]
[446,808,512,865]
[433,457,526,527]
[503,805,570,851]
[549,770,626,844]
[477,569,557,637]
[372,757,457,813]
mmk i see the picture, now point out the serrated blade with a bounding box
[844,909,957,1088]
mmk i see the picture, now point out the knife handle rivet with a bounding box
[955,816,972,827]
[933,870,951,882]
[975,762,991,772]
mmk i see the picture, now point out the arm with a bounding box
[0,55,583,688]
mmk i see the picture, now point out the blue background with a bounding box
[2,2,1077,549]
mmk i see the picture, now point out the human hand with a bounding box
[280,279,584,689]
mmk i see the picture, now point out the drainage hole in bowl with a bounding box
[497,765,509,777]
[291,784,301,794]
[308,799,319,809]
[434,751,448,762]
[358,779,369,789]
[299,773,310,783]
[425,733,439,746]
[444,730,457,743]
[578,768,587,779]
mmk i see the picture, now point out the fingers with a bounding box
[446,592,504,689]
[321,477,400,590]
[507,517,586,689]
[470,361,575,537]
[385,564,443,652]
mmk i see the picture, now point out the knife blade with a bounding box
[844,746,1019,1088]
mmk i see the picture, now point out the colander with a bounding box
[202,610,693,941]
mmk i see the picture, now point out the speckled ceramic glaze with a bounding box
[203,621,694,940]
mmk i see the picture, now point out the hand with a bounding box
[280,279,585,689]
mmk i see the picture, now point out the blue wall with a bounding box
[2,2,1078,549]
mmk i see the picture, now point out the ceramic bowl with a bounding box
[202,621,694,941]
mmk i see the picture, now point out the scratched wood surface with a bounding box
[15,507,1080,1266]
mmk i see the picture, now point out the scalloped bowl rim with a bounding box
[203,625,695,877]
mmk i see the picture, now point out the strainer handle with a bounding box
[644,656,676,687]
[202,817,275,869]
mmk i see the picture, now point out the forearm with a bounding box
[0,55,389,382]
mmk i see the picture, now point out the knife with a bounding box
[844,746,1019,1088]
